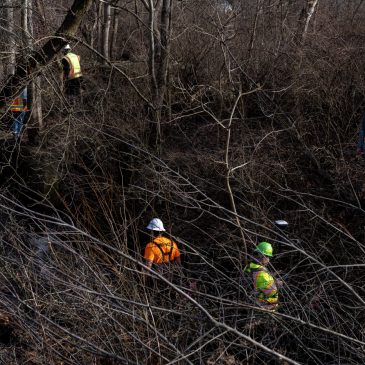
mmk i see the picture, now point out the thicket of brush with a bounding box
[0,1,365,364]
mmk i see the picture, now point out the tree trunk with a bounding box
[97,1,103,54]
[21,0,41,141]
[296,0,319,43]
[6,0,16,75]
[158,0,172,87]
[21,0,29,47]
[147,0,172,150]
[90,0,99,49]
[247,0,262,63]
[302,0,319,40]
[0,0,93,106]
[27,0,44,134]
[102,0,112,63]
[35,0,46,24]
[110,9,119,60]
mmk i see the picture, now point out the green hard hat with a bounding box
[255,241,273,257]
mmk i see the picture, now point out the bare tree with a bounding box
[5,0,16,75]
[1,1,365,364]
[22,0,44,133]
[110,8,119,59]
[30,1,43,132]
[0,0,93,105]
[247,0,263,63]
[102,0,112,63]
[97,0,103,53]
[303,0,319,40]
[297,0,319,43]
[144,0,173,149]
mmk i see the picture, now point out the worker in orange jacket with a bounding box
[144,218,181,270]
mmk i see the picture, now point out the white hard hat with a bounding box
[64,44,71,50]
[274,220,289,228]
[146,218,165,231]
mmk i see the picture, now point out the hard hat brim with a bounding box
[255,249,273,257]
[146,224,165,231]
[274,220,288,227]
[146,218,165,231]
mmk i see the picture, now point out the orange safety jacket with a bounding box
[144,236,181,264]
[63,53,82,80]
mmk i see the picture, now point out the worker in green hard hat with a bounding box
[245,242,280,311]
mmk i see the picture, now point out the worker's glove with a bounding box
[276,279,283,287]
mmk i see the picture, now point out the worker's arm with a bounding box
[175,256,182,266]
[275,278,283,287]
[143,244,155,273]
[21,88,28,110]
[142,258,153,280]
[171,241,182,266]
[145,259,153,269]
[62,58,70,79]
[273,270,284,287]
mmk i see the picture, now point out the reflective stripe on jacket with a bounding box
[64,53,82,80]
[245,262,278,305]
[10,96,27,112]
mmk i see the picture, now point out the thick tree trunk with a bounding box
[0,0,93,106]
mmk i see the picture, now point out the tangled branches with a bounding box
[0,141,364,365]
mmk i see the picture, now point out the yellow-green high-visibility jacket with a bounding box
[245,262,278,306]
[63,52,82,80]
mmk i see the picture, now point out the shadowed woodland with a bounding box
[0,0,365,364]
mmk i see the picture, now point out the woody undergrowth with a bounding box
[1,21,365,365]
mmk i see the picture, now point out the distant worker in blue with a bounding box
[11,87,28,138]
[0,86,28,139]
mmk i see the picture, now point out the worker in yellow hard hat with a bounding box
[245,242,281,311]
